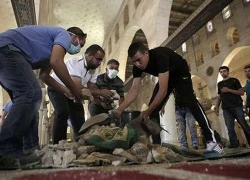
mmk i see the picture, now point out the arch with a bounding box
[226,27,240,46]
[217,46,250,83]
[123,5,129,28]
[117,26,141,81]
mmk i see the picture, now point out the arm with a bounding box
[119,97,125,105]
[215,95,221,116]
[116,77,141,113]
[49,45,82,99]
[221,87,244,96]
[87,82,114,99]
[142,71,169,120]
[0,110,8,126]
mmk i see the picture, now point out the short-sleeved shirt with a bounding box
[245,80,250,107]
[217,77,243,109]
[95,73,124,97]
[0,25,71,69]
[51,55,98,86]
[3,101,13,113]
[133,47,190,81]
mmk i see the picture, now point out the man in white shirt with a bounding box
[47,44,114,144]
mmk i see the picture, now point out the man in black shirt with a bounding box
[89,59,124,116]
[215,66,250,148]
[112,42,222,155]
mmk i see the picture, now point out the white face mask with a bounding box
[107,69,118,79]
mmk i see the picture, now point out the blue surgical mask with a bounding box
[68,39,81,55]
[107,69,119,79]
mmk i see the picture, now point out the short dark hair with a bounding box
[67,27,87,39]
[85,44,105,55]
[107,59,119,66]
[244,64,250,70]
[219,66,229,72]
[128,42,148,57]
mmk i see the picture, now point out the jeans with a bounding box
[223,106,250,147]
[176,107,198,147]
[149,74,215,144]
[48,87,85,144]
[0,46,41,156]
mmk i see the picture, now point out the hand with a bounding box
[81,88,93,100]
[140,110,150,122]
[110,109,122,118]
[160,107,165,117]
[214,106,219,116]
[63,88,74,100]
[221,87,231,93]
[100,89,114,99]
[245,107,249,116]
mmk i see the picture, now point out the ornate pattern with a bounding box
[11,0,37,26]
[162,0,233,50]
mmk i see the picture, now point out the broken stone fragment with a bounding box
[113,148,138,163]
[152,145,185,163]
[64,142,80,151]
[91,152,126,164]
[112,160,122,166]
[52,150,64,166]
[73,154,111,166]
[62,150,76,167]
[129,142,149,162]
[146,151,154,163]
[76,145,100,156]
[41,150,55,166]
[78,138,87,146]
[77,153,89,160]
[58,140,67,149]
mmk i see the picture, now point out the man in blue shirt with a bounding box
[244,64,250,117]
[0,25,86,169]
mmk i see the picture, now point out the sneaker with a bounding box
[0,156,20,170]
[18,152,41,169]
[206,141,223,153]
[203,141,223,158]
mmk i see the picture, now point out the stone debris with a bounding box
[113,148,138,163]
[39,124,185,168]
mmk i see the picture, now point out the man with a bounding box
[47,44,112,144]
[215,66,250,148]
[0,25,86,168]
[113,42,222,155]
[244,64,250,117]
[89,59,125,116]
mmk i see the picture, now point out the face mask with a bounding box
[107,69,118,79]
[68,40,81,55]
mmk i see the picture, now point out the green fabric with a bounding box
[84,125,139,150]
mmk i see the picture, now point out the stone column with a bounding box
[160,94,178,145]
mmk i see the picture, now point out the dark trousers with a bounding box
[88,101,109,117]
[0,47,41,156]
[223,106,250,147]
[149,76,215,144]
[48,88,85,144]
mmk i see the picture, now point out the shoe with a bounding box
[203,141,223,158]
[0,156,20,170]
[18,152,41,169]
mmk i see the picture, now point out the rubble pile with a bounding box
[40,126,185,168]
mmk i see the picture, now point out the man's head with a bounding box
[106,59,119,79]
[244,64,250,79]
[85,44,105,69]
[219,66,229,79]
[67,27,87,54]
[128,42,149,70]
